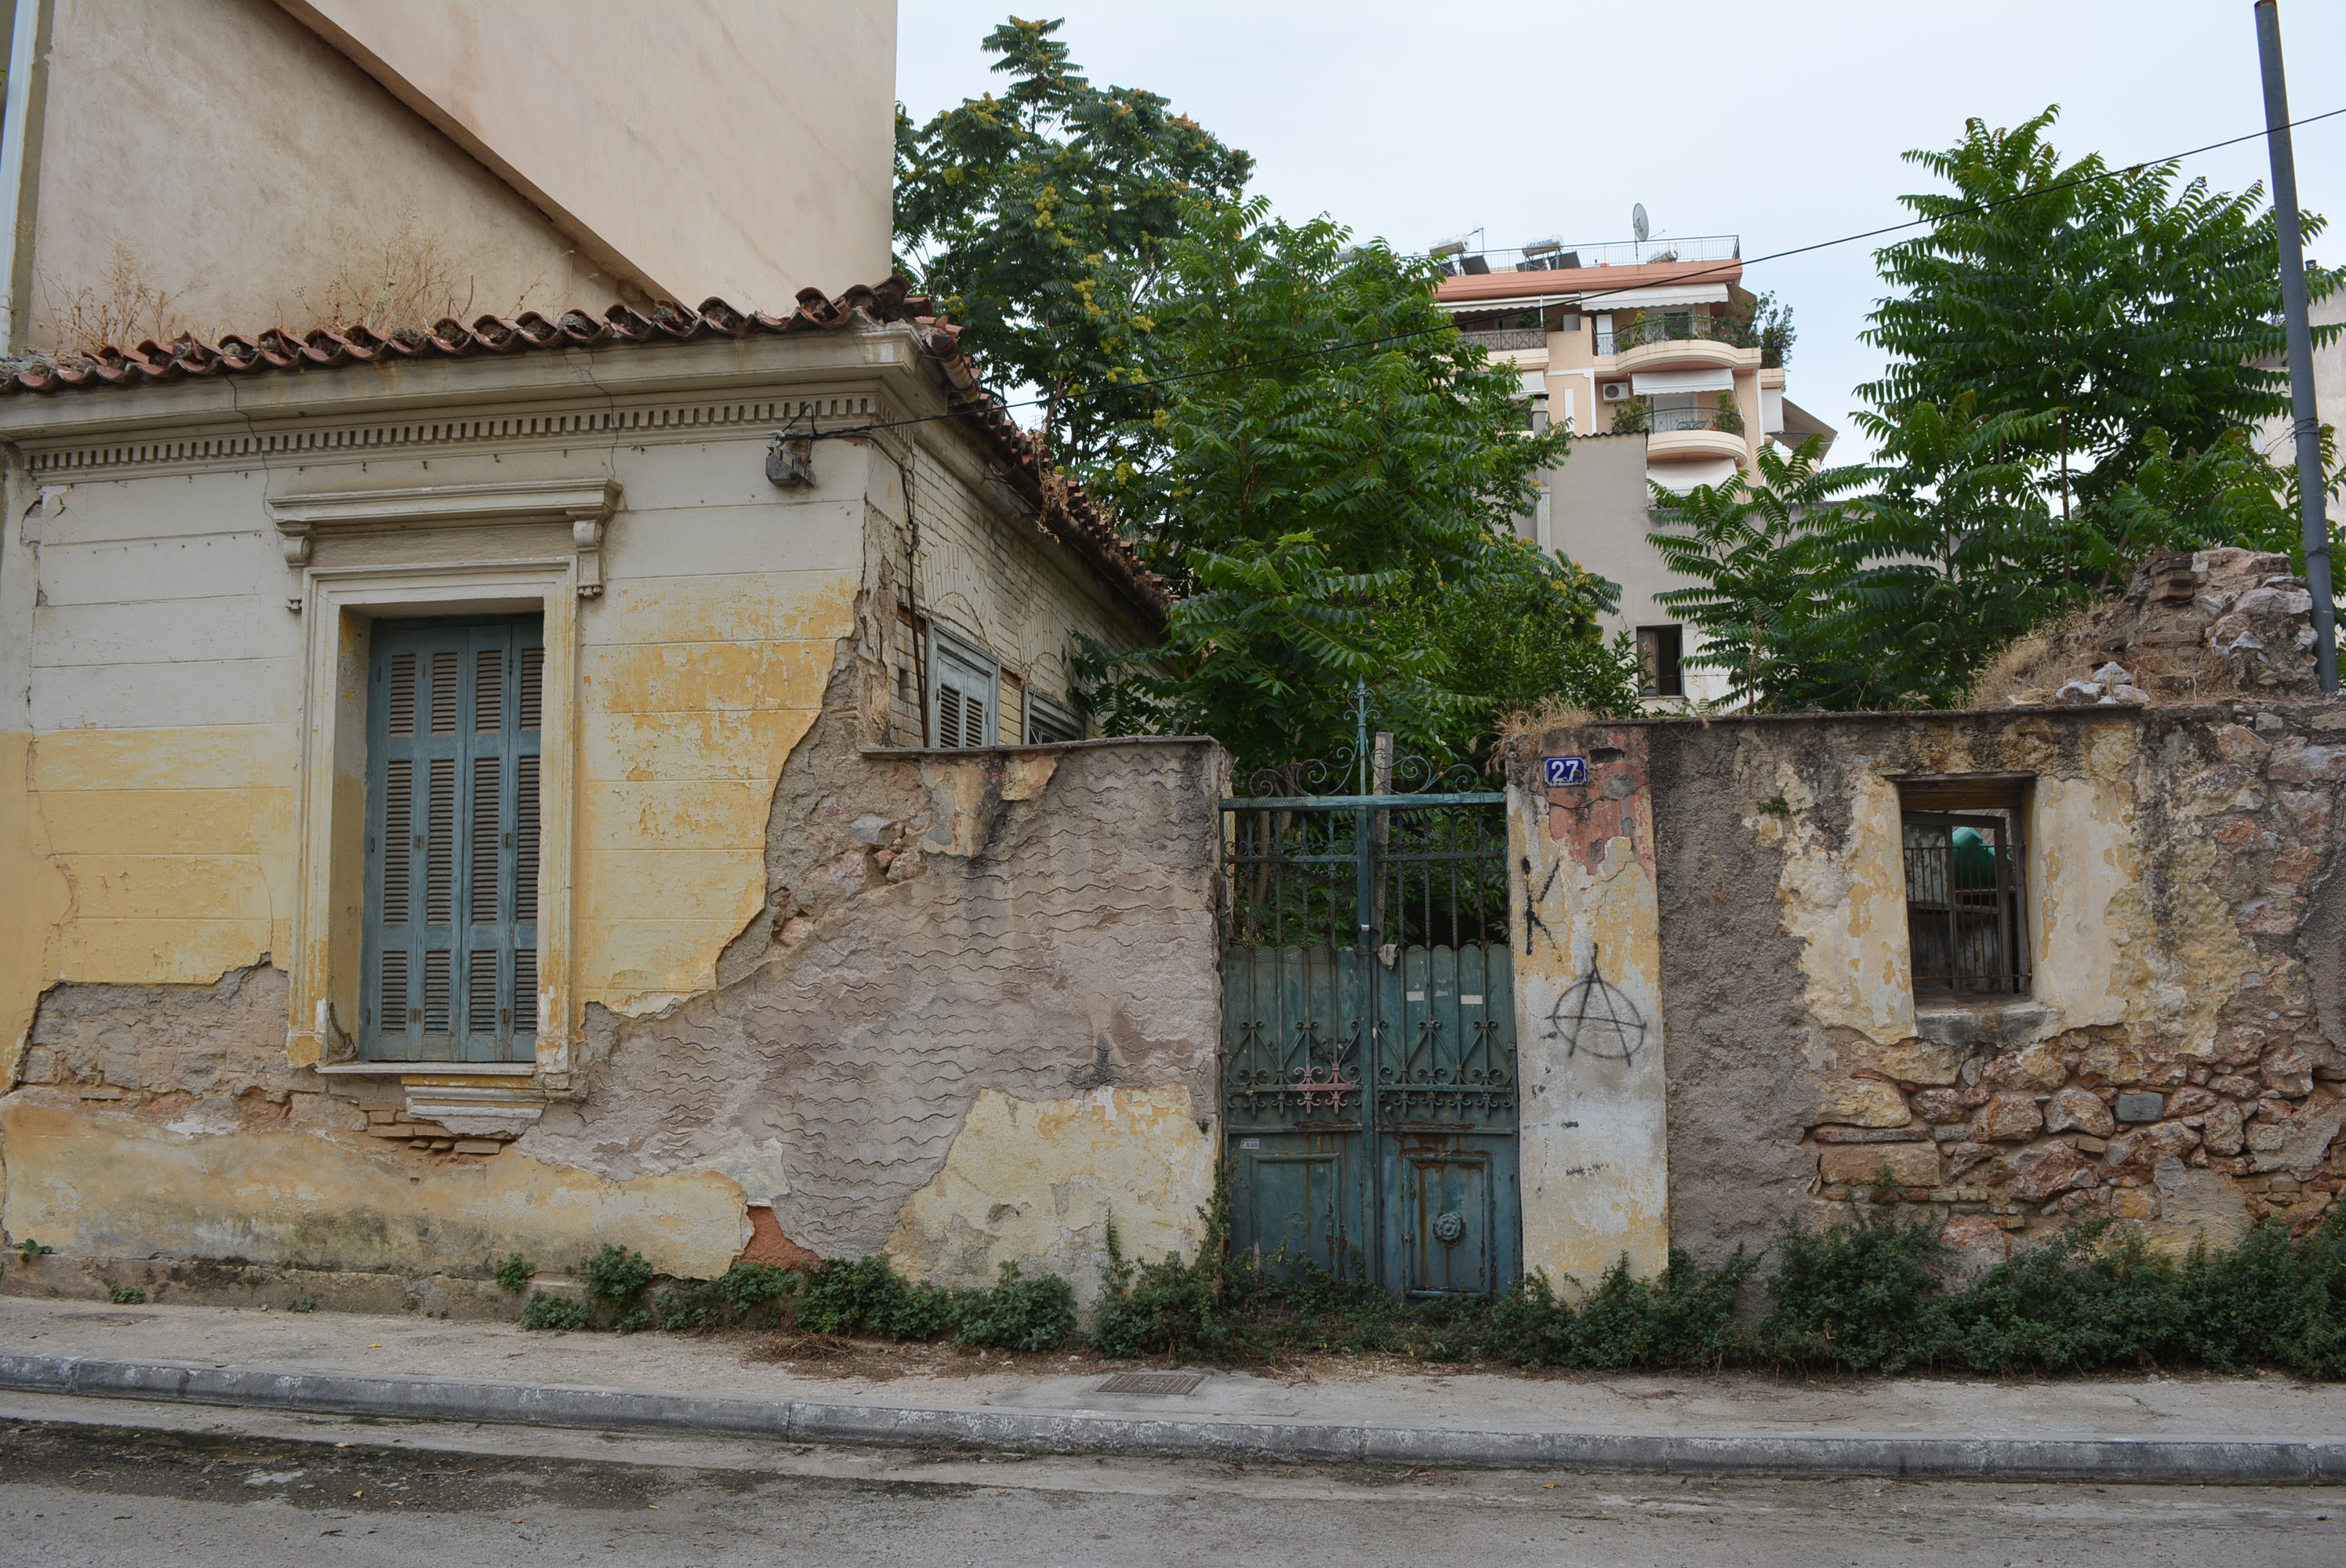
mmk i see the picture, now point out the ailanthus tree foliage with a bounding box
[1861,107,2311,521]
[903,20,1636,771]
[1656,106,2337,710]
[892,16,1252,474]
[1082,199,1635,771]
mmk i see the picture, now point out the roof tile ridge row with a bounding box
[0,274,1166,617]
[905,318,1166,615]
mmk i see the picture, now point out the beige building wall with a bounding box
[2,0,897,355]
[285,0,898,310]
[19,0,616,353]
[2251,289,2345,531]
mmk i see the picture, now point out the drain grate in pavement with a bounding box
[1095,1371,1207,1397]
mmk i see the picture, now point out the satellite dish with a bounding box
[1632,204,1650,244]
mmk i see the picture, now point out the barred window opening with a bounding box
[1898,778,2031,1000]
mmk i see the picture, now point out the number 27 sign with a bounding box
[1544,755,1589,787]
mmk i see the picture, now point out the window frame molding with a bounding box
[927,622,1002,750]
[289,555,577,1081]
[1023,688,1080,746]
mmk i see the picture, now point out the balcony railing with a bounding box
[1611,397,1745,437]
[1596,313,1756,358]
[1459,325,1546,350]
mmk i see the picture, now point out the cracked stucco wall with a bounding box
[1578,704,2346,1269]
[0,339,1200,1301]
[523,653,1226,1298]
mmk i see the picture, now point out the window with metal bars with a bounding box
[363,617,543,1061]
[1023,690,1081,745]
[928,626,1000,750]
[1898,778,2031,999]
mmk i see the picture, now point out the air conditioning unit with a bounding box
[1601,382,1631,403]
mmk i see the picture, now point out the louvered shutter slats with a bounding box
[365,619,541,1064]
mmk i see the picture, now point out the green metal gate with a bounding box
[1219,695,1519,1298]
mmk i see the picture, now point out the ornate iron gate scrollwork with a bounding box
[1218,687,1520,1299]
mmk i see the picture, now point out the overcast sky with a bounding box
[897,0,2346,461]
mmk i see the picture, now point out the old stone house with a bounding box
[0,284,1227,1309]
[1512,554,2346,1281]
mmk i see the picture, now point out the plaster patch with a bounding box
[0,1093,743,1280]
[1767,765,1914,1044]
[883,1085,1212,1305]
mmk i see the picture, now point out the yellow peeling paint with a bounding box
[575,574,856,1014]
[1512,732,1672,1286]
[0,1094,745,1280]
[3,725,292,1083]
[1,734,74,1087]
[884,1086,1214,1303]
[1763,768,1915,1045]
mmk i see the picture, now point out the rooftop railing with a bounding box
[1434,234,1741,276]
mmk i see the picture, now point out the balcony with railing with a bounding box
[1613,395,1750,463]
[1597,311,1758,371]
[1458,325,1547,351]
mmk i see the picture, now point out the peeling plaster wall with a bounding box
[1527,705,2346,1270]
[0,328,1193,1298]
[2,963,746,1279]
[524,688,1226,1288]
[1509,729,1672,1284]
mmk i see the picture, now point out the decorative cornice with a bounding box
[23,392,877,478]
[269,477,622,597]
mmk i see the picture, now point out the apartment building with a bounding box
[1436,234,1834,706]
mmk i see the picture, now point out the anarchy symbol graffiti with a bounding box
[1547,965,1647,1065]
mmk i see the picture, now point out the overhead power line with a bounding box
[812,103,2346,445]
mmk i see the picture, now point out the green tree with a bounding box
[1081,198,1629,771]
[1647,439,1876,710]
[905,21,1633,769]
[1654,108,2337,713]
[893,16,1252,473]
[1829,397,2075,706]
[1860,105,2320,522]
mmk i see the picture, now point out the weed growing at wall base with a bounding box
[515,1250,1077,1351]
[1088,1203,2346,1377]
[501,1208,2346,1377]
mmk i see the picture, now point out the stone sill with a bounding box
[314,1062,538,1077]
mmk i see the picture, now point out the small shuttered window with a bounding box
[928,628,1000,750]
[364,617,543,1062]
[1024,691,1081,745]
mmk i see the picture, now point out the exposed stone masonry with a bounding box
[1803,698,2346,1265]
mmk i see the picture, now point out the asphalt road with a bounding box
[0,1393,2339,1567]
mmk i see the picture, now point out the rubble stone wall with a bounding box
[1516,701,2346,1272]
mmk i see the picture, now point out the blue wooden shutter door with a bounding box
[364,619,543,1062]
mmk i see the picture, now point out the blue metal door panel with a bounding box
[363,616,542,1063]
[1220,740,1519,1299]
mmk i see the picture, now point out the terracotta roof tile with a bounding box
[0,278,1166,618]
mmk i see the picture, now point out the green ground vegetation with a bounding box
[510,1197,2346,1381]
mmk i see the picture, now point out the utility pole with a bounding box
[2255,0,2338,694]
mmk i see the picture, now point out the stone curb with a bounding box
[2,1351,2342,1484]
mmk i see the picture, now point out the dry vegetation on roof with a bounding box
[292,209,543,335]
[41,238,206,359]
[1496,695,1600,742]
[1969,546,2322,708]
[38,213,550,359]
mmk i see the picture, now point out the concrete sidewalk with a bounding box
[3,1294,2342,1483]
